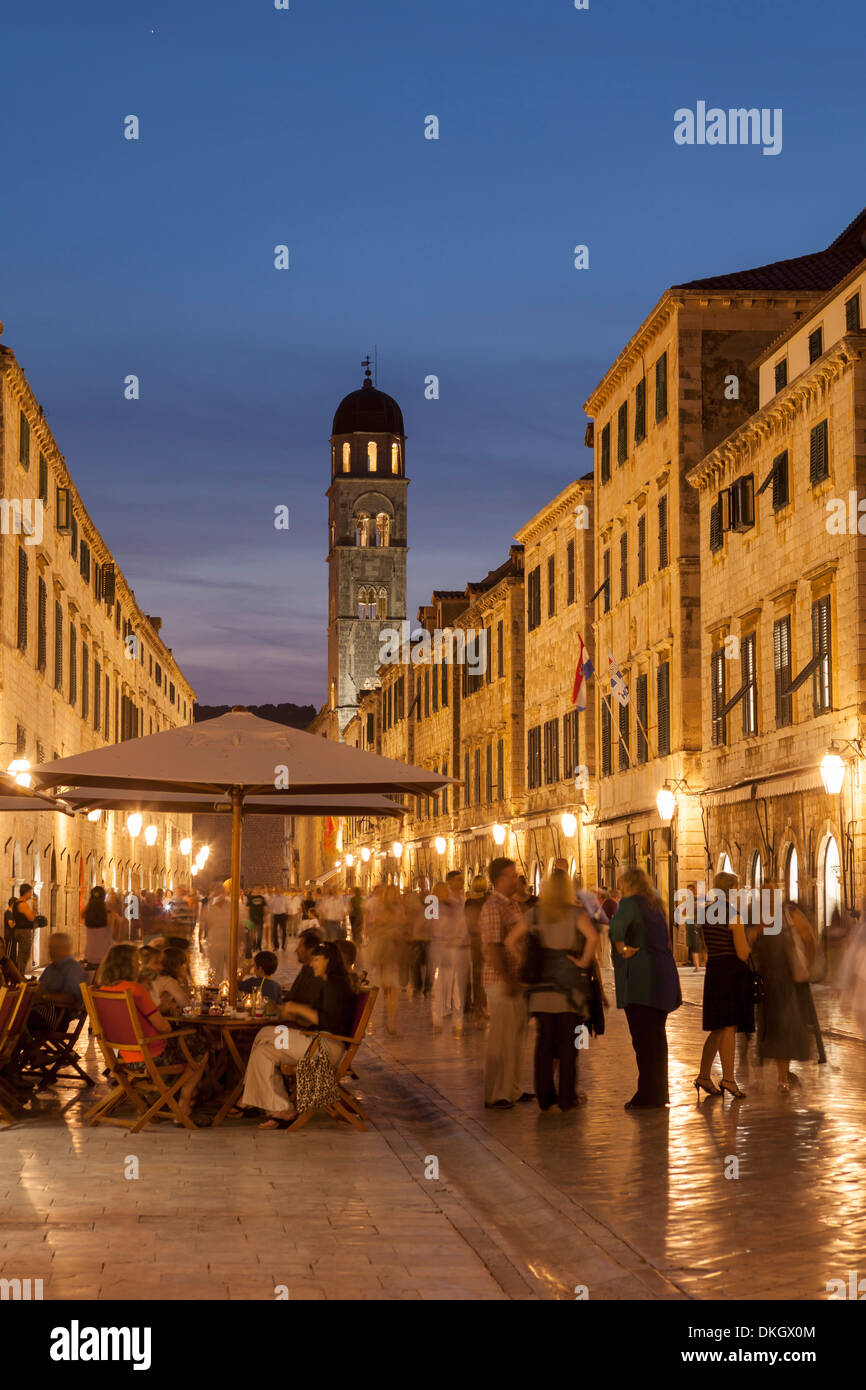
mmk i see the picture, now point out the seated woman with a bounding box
[96,943,205,1123]
[152,947,193,1018]
[235,941,357,1129]
[138,945,164,1004]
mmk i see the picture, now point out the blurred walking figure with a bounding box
[480,858,532,1109]
[406,888,431,998]
[7,883,37,974]
[610,868,681,1109]
[365,884,408,1034]
[268,885,289,951]
[429,882,470,1035]
[200,880,234,984]
[508,869,598,1111]
[684,880,707,970]
[83,886,116,971]
[752,896,821,1092]
[694,872,753,1098]
[464,875,489,1023]
[348,885,364,945]
[839,913,866,1040]
[286,885,303,938]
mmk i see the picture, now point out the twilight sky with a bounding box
[1,0,862,708]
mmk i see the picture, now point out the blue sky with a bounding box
[1,0,862,705]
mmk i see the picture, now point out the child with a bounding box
[238,950,281,1006]
[138,945,164,1004]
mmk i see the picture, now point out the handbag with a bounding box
[295,1033,340,1112]
[747,955,765,1005]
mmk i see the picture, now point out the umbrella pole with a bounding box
[229,787,243,1006]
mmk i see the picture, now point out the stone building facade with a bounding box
[514,478,597,890]
[0,332,195,959]
[687,254,866,961]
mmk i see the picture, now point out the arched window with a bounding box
[358,588,369,619]
[821,835,841,933]
[342,442,351,472]
[355,513,370,547]
[391,443,399,474]
[377,587,387,619]
[367,441,378,473]
[718,851,733,876]
[749,850,763,891]
[376,513,390,547]
[785,844,799,902]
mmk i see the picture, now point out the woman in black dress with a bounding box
[695,871,754,1099]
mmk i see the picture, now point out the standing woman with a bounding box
[83,887,113,972]
[695,872,753,1098]
[507,869,598,1111]
[610,868,681,1110]
[366,884,407,1034]
[464,875,489,1024]
[752,897,818,1092]
[428,882,471,1035]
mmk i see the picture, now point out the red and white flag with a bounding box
[572,635,594,710]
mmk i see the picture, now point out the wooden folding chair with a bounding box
[0,982,38,1124]
[81,984,207,1133]
[20,1006,96,1089]
[288,987,378,1132]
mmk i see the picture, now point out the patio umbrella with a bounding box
[33,709,449,1000]
[0,795,74,815]
[58,788,409,817]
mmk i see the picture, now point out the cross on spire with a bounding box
[361,354,372,381]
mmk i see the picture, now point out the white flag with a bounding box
[609,650,629,707]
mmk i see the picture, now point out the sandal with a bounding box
[258,1112,295,1129]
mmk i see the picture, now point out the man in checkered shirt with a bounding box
[479,857,533,1108]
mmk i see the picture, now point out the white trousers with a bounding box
[240,1026,344,1113]
[430,944,470,1024]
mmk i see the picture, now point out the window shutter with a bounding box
[637,513,647,585]
[70,513,78,560]
[812,597,831,712]
[69,623,77,705]
[16,548,28,652]
[602,548,611,613]
[18,411,30,468]
[94,661,101,730]
[658,494,669,568]
[37,576,47,672]
[657,661,671,756]
[845,294,861,331]
[38,452,48,503]
[54,603,63,689]
[709,497,723,552]
[497,738,504,799]
[774,617,792,727]
[547,555,555,616]
[618,698,629,770]
[601,701,612,776]
[772,451,789,511]
[102,563,116,608]
[617,402,628,464]
[808,327,823,363]
[741,634,756,735]
[774,360,788,394]
[82,642,89,721]
[56,486,72,534]
[619,531,628,600]
[655,352,668,422]
[809,420,829,485]
[636,673,648,763]
[600,423,611,483]
[566,539,575,604]
[634,377,646,443]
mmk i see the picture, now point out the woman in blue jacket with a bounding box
[610,868,682,1109]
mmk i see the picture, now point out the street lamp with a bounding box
[7,758,32,787]
[345,853,354,867]
[144,825,157,847]
[127,813,143,839]
[392,841,403,860]
[656,787,677,823]
[361,847,371,863]
[180,837,192,857]
[434,835,446,855]
[492,823,506,846]
[561,811,577,838]
[87,809,101,823]
[199,845,210,864]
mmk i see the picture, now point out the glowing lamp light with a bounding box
[361,847,371,863]
[127,813,143,838]
[191,864,199,877]
[345,853,354,867]
[435,836,447,855]
[492,823,506,846]
[87,809,101,823]
[656,788,677,824]
[144,825,157,847]
[821,753,846,797]
[392,842,403,859]
[8,758,31,787]
[561,812,578,838]
[199,845,210,862]
[180,837,192,856]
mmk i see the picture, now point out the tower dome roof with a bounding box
[332,366,404,437]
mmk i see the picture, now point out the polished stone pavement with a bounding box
[1,944,864,1301]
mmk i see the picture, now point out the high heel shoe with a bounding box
[693,1075,721,1096]
[719,1078,746,1099]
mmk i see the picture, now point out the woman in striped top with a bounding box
[695,871,754,1099]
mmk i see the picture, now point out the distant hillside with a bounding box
[194,702,316,731]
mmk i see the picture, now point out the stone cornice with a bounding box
[514,478,592,546]
[686,332,866,492]
[583,294,679,417]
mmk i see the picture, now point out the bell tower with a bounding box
[327,360,408,734]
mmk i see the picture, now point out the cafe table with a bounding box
[177,1011,282,1126]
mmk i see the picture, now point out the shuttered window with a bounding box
[600,422,611,483]
[543,718,560,784]
[18,411,30,469]
[636,673,648,763]
[658,494,669,569]
[37,576,47,672]
[70,513,78,561]
[104,673,111,737]
[772,450,789,510]
[94,661,102,731]
[566,539,575,605]
[617,402,628,464]
[16,548,28,652]
[619,531,628,600]
[845,293,861,331]
[741,633,757,735]
[496,739,504,800]
[774,359,788,394]
[812,596,831,712]
[601,701,612,777]
[808,327,823,363]
[69,622,77,706]
[82,642,89,721]
[773,617,792,727]
[562,708,578,779]
[637,513,647,586]
[547,554,556,616]
[464,752,470,804]
[38,452,48,503]
[54,602,63,690]
[655,351,668,422]
[432,663,439,712]
[657,661,671,756]
[709,497,723,552]
[527,566,541,630]
[618,697,630,771]
[711,648,726,746]
[442,660,449,706]
[497,619,504,676]
[634,377,646,444]
[528,726,542,789]
[809,420,829,484]
[485,743,493,802]
[80,539,91,583]
[602,548,610,613]
[474,748,481,804]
